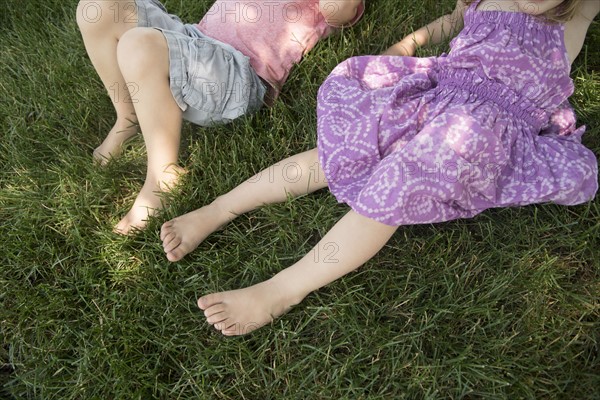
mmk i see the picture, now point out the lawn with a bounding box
[1,0,599,398]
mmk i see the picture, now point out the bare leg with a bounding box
[76,0,140,164]
[160,148,326,261]
[198,210,398,336]
[113,28,184,234]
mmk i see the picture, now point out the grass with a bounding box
[1,0,599,398]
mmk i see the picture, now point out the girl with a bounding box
[76,0,364,234]
[160,0,599,336]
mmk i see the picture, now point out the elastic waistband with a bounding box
[436,69,548,131]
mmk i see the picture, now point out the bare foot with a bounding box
[93,120,138,166]
[114,165,185,235]
[198,279,305,336]
[160,201,232,262]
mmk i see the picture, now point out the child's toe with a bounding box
[162,233,179,252]
[198,293,225,310]
[166,247,185,262]
[159,221,173,240]
[206,311,228,325]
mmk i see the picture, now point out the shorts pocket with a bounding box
[181,39,253,121]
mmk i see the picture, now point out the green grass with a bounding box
[1,0,599,398]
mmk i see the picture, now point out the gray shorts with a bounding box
[135,0,266,126]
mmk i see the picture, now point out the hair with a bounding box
[463,0,582,22]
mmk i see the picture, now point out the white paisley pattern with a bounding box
[317,0,598,226]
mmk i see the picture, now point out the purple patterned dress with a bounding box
[317,0,598,226]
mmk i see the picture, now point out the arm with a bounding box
[383,0,467,56]
[319,0,363,27]
[564,0,600,63]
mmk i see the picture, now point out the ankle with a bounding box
[210,195,239,223]
[113,117,138,131]
[265,275,308,309]
[152,165,185,191]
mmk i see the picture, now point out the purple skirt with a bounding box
[317,56,598,226]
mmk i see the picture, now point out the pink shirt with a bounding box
[197,0,364,102]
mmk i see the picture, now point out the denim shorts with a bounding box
[135,0,266,126]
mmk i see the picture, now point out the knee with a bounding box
[302,148,321,175]
[117,28,166,76]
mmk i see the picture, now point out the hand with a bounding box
[319,0,362,27]
[382,40,416,57]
